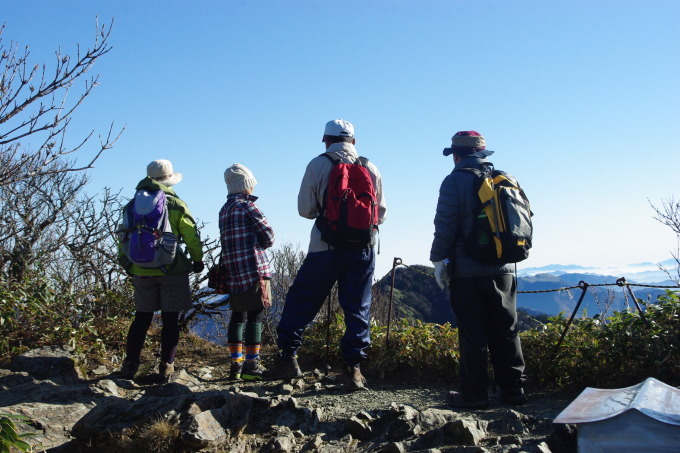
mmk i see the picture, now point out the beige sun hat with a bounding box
[147,159,183,186]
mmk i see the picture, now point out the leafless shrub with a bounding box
[0,18,125,291]
[263,242,307,342]
[590,286,617,319]
[370,277,393,326]
[651,197,680,284]
[189,220,220,297]
[0,161,88,281]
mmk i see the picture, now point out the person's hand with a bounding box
[192,261,205,273]
[432,259,449,290]
[260,279,272,308]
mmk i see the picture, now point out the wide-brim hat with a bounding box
[443,130,494,158]
[147,159,183,186]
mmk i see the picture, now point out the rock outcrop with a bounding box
[0,347,575,452]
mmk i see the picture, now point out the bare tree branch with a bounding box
[0,18,123,187]
[650,197,680,284]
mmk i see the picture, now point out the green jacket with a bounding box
[118,177,204,276]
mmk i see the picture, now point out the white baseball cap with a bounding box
[323,119,354,138]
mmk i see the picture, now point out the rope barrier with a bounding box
[183,258,679,350]
[385,257,679,357]
[388,257,680,292]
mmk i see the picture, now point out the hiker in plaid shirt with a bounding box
[220,163,274,381]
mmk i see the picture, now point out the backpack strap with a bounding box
[454,161,494,177]
[120,199,136,236]
[319,152,341,165]
[319,152,368,166]
[454,167,483,177]
[452,166,493,240]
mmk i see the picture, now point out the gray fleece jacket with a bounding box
[298,142,387,253]
[430,156,514,278]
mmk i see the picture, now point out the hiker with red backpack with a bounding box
[275,119,387,390]
[117,159,205,382]
[430,131,530,409]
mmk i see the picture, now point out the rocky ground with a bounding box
[0,339,578,452]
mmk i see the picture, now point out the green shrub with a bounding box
[303,291,679,390]
[369,318,459,378]
[523,290,680,390]
[304,314,460,379]
[2,269,678,394]
[0,413,35,453]
[0,275,133,367]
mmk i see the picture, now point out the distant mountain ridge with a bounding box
[518,259,676,283]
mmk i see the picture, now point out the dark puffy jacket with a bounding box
[430,156,514,278]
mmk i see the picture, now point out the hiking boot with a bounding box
[447,391,489,409]
[241,360,266,381]
[119,360,139,380]
[501,387,528,406]
[159,361,175,382]
[344,364,367,391]
[229,361,244,380]
[266,352,303,380]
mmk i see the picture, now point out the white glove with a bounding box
[432,259,449,290]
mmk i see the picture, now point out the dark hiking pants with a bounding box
[449,274,526,401]
[277,247,375,366]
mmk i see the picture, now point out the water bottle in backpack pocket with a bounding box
[473,211,493,249]
[118,189,177,269]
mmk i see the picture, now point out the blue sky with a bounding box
[3,0,679,279]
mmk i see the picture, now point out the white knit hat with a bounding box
[147,159,183,186]
[224,163,257,194]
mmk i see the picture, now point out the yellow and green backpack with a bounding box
[456,164,533,264]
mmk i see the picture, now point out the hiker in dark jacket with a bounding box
[220,163,274,381]
[117,159,204,381]
[430,131,527,408]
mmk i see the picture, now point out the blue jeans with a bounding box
[277,247,375,366]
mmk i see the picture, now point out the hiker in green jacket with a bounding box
[117,159,204,382]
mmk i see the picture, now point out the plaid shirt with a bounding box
[219,193,274,295]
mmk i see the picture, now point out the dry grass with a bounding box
[137,418,180,452]
[105,418,180,453]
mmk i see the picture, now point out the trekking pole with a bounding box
[386,257,401,352]
[551,281,589,360]
[616,278,650,327]
[325,293,332,376]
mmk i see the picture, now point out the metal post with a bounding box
[616,278,650,327]
[552,281,589,359]
[386,257,401,352]
[324,293,332,375]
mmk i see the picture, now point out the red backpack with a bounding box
[314,153,379,249]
